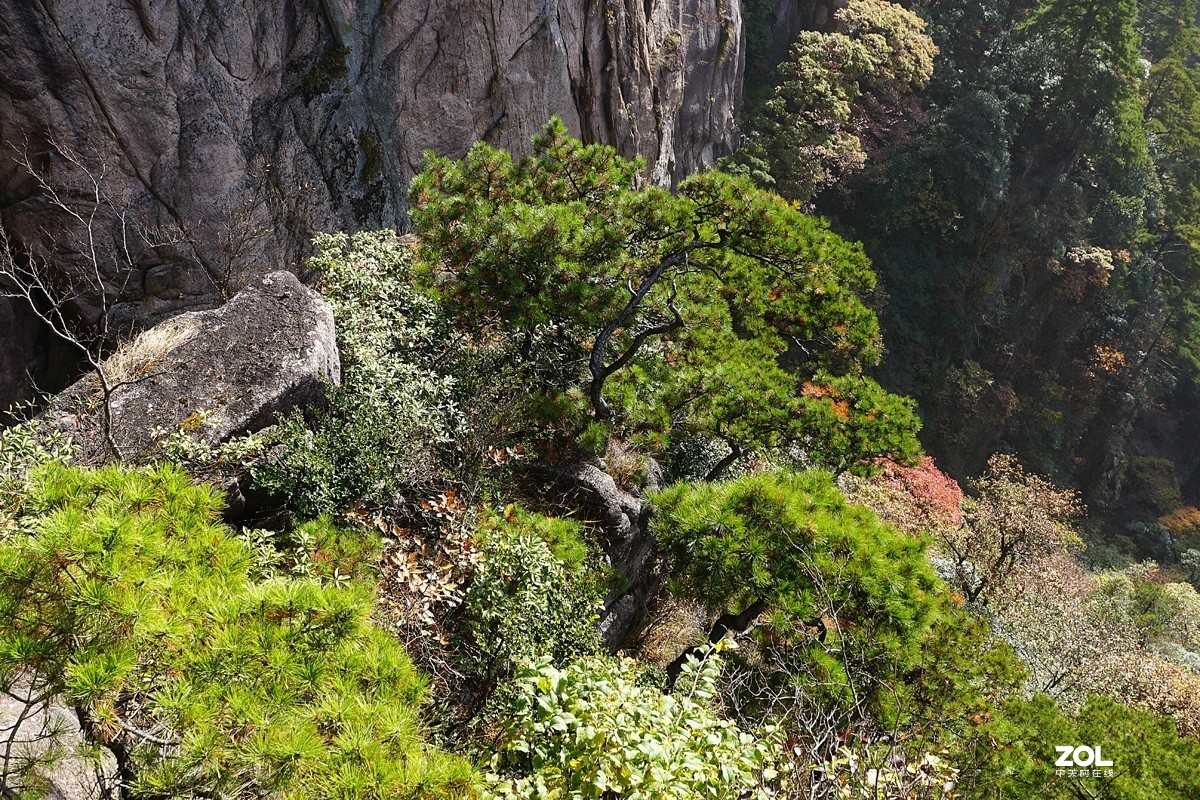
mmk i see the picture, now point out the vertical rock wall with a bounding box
[0,0,744,405]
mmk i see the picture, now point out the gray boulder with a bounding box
[0,678,119,800]
[45,271,339,464]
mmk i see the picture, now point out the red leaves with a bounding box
[873,456,965,529]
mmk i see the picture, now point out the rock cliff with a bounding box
[0,0,744,407]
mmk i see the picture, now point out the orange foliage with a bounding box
[1160,507,1200,550]
[801,382,852,420]
[1091,344,1127,377]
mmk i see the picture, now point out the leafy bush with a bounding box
[0,413,75,516]
[840,455,964,536]
[254,231,520,516]
[481,646,781,800]
[150,411,266,484]
[0,463,471,799]
[237,515,381,583]
[459,506,602,672]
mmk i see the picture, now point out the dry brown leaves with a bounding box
[349,491,482,645]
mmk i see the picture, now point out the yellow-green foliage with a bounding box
[747,0,936,200]
[0,463,471,799]
[482,647,781,800]
[461,506,602,671]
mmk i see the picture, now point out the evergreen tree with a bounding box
[411,120,921,476]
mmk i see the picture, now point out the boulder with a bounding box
[45,271,339,464]
[0,678,119,800]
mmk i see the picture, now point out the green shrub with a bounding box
[961,695,1200,800]
[255,231,523,517]
[253,232,458,516]
[459,506,602,672]
[0,413,75,516]
[0,463,471,799]
[481,646,781,800]
[652,471,943,716]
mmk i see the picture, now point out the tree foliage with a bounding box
[411,119,921,477]
[254,231,523,516]
[943,454,1084,603]
[811,0,1200,516]
[745,0,938,200]
[652,471,943,713]
[841,455,965,536]
[963,695,1200,800]
[0,463,471,799]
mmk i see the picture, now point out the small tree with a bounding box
[651,471,942,709]
[841,455,965,536]
[943,454,1084,604]
[0,143,167,461]
[411,120,921,477]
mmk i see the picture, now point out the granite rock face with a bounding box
[0,0,745,407]
[0,678,120,800]
[45,272,339,464]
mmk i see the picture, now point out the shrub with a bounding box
[943,455,1083,604]
[237,515,381,583]
[1161,580,1200,653]
[652,471,943,717]
[254,231,522,517]
[1113,654,1200,738]
[150,411,266,484]
[840,455,964,536]
[0,463,471,798]
[0,413,75,517]
[963,695,1200,800]
[480,646,781,800]
[459,506,602,672]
